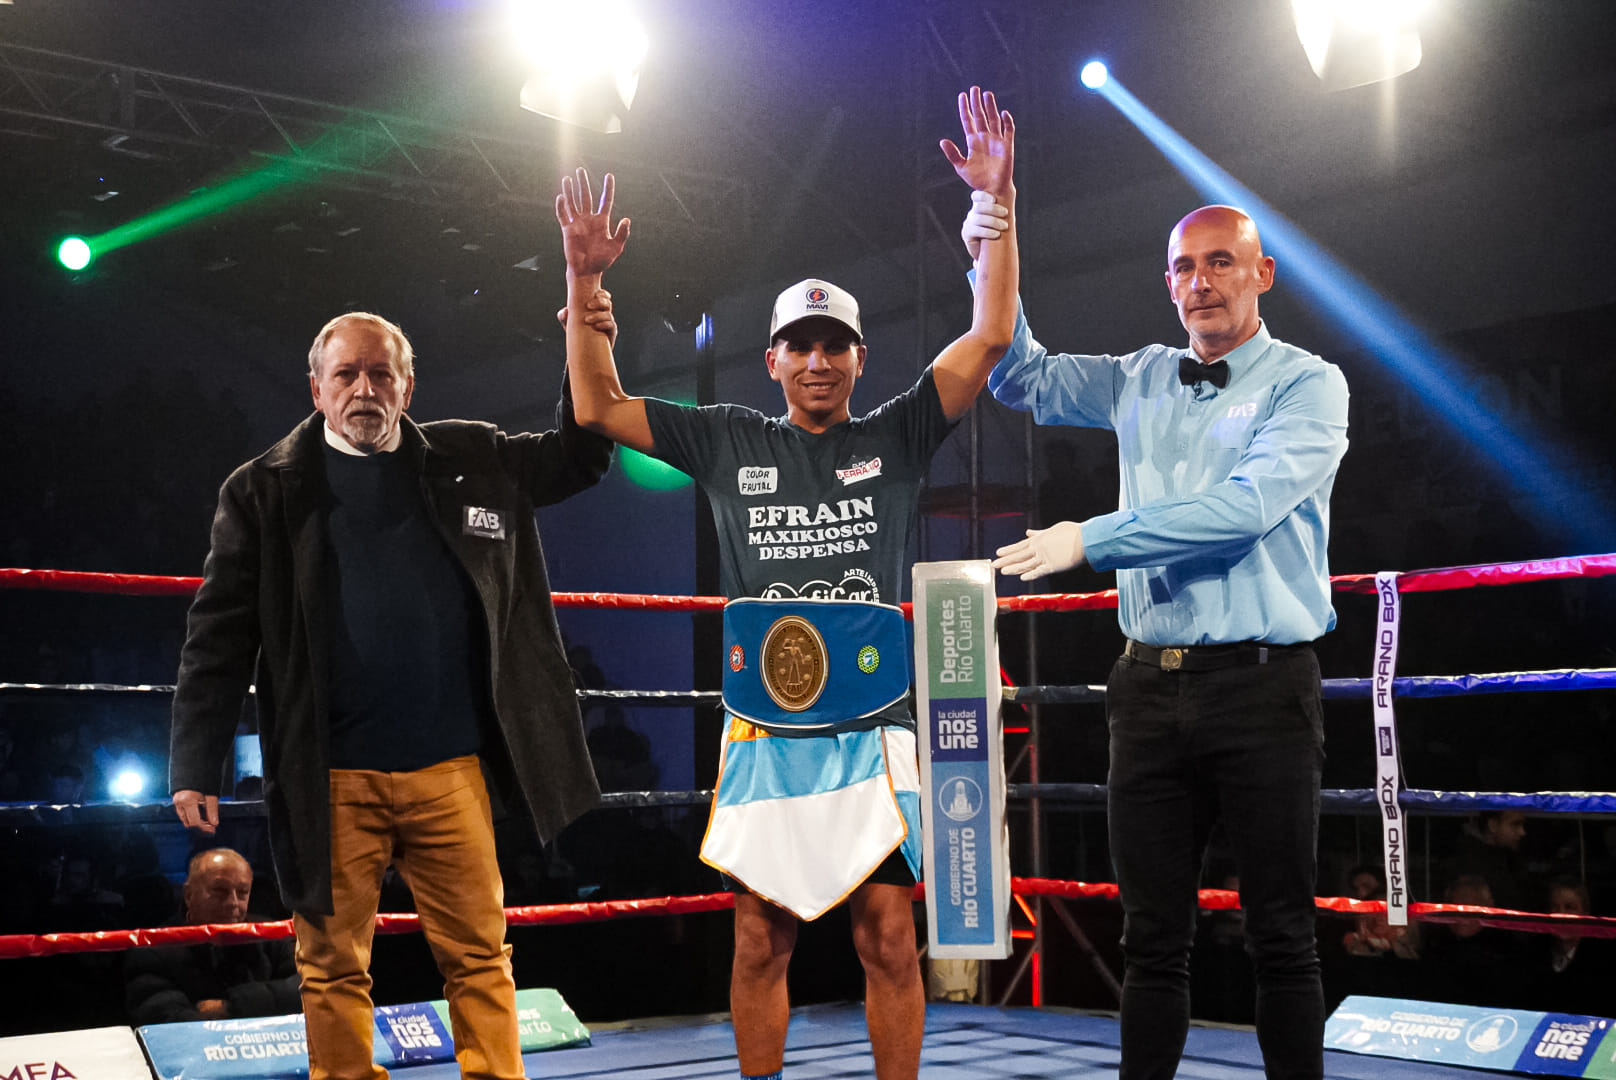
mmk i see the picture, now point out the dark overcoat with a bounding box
[125,938,301,1024]
[170,393,610,916]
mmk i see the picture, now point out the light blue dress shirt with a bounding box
[988,305,1349,647]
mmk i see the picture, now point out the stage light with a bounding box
[514,0,647,133]
[512,0,647,78]
[1292,0,1426,91]
[110,768,146,799]
[1080,61,1109,90]
[59,117,443,268]
[56,236,93,271]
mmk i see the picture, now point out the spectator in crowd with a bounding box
[1527,877,1611,1016]
[26,724,83,801]
[111,826,180,929]
[1445,810,1534,913]
[125,848,299,1025]
[1326,861,1422,1004]
[1347,865,1384,902]
[1341,864,1419,960]
[47,763,85,806]
[1419,874,1529,1007]
[46,849,125,930]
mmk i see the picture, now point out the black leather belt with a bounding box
[1123,639,1308,672]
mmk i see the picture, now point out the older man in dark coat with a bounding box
[169,311,611,1080]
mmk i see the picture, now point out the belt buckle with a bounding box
[1160,647,1183,671]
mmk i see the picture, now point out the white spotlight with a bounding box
[514,0,647,133]
[1293,0,1426,91]
[110,769,146,799]
[1080,61,1109,90]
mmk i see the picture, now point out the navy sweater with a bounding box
[322,444,488,770]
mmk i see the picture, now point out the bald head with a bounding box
[1164,204,1274,362]
[184,848,253,925]
[1168,205,1262,256]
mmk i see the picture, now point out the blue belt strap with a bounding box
[722,599,912,734]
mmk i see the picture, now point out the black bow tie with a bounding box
[1179,354,1229,389]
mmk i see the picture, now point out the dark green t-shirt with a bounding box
[643,369,954,605]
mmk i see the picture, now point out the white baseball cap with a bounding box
[768,278,862,343]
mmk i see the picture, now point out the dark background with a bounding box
[2,0,1614,1032]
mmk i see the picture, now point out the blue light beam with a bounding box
[1086,72,1613,547]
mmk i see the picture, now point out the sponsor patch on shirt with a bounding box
[462,505,506,540]
[835,457,882,485]
[761,569,880,602]
[739,466,778,495]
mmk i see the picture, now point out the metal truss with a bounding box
[0,43,749,237]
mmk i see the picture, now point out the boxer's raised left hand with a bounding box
[940,85,1016,200]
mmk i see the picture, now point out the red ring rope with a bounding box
[4,560,1614,958]
[6,882,1613,961]
[6,553,1614,611]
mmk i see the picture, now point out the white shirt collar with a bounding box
[323,421,402,456]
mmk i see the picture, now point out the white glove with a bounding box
[962,189,1009,262]
[992,522,1086,581]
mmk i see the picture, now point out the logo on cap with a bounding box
[806,287,828,304]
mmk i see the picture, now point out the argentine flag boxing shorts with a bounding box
[701,599,922,919]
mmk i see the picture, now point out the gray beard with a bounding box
[342,415,388,453]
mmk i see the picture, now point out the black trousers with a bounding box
[1106,645,1326,1080]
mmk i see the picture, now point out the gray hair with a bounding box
[307,312,415,378]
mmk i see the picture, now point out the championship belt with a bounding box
[722,598,911,735]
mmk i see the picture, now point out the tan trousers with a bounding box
[293,755,522,1080]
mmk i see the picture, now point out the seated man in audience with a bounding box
[125,848,299,1024]
[1418,874,1529,1007]
[1445,810,1534,912]
[1341,863,1418,960]
[1528,876,1611,1015]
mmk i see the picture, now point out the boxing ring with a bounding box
[2,554,1615,1077]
